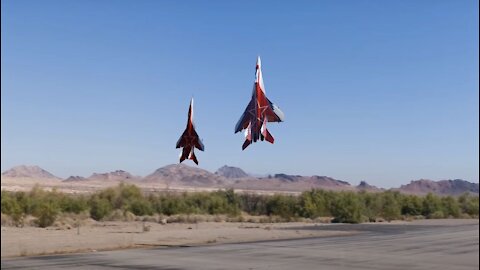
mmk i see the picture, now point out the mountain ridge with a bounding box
[2,164,478,196]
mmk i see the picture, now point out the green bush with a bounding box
[331,192,363,224]
[89,196,112,221]
[359,191,382,222]
[2,184,479,225]
[441,196,460,218]
[60,195,88,214]
[422,193,442,217]
[266,194,298,219]
[299,189,331,218]
[458,193,479,217]
[1,192,23,225]
[128,199,153,216]
[34,202,59,227]
[382,192,401,221]
[239,194,268,216]
[400,195,423,216]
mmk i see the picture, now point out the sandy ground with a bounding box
[1,221,357,258]
[0,177,301,195]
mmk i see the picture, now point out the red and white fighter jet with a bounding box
[176,98,204,165]
[235,56,285,150]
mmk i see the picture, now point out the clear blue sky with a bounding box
[1,0,478,187]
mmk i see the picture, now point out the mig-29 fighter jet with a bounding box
[176,98,204,165]
[235,56,284,150]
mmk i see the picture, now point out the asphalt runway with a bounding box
[2,221,478,270]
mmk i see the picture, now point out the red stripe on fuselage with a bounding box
[187,103,193,132]
[253,68,269,137]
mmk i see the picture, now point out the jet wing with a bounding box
[176,130,188,148]
[176,128,205,151]
[195,136,205,151]
[235,98,255,133]
[265,97,285,122]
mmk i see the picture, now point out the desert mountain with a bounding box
[63,176,87,182]
[2,165,478,196]
[230,174,354,192]
[396,179,479,196]
[143,164,225,187]
[215,165,249,178]
[1,165,60,179]
[87,170,139,181]
[357,181,383,192]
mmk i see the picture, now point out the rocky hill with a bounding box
[1,165,60,179]
[143,164,225,187]
[215,165,249,178]
[87,170,139,182]
[229,174,354,192]
[396,179,479,196]
[357,181,383,192]
[63,176,87,182]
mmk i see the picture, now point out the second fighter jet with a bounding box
[176,98,204,165]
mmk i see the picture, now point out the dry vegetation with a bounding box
[1,183,478,229]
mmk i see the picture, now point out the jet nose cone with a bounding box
[256,56,261,67]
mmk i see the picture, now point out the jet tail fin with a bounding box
[264,128,274,144]
[179,149,199,165]
[179,154,187,163]
[189,150,199,165]
[242,139,252,150]
[179,149,187,163]
[261,119,275,144]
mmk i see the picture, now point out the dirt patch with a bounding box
[1,221,355,257]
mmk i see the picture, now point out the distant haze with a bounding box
[1,1,478,188]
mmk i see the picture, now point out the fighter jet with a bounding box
[176,98,204,165]
[235,56,284,150]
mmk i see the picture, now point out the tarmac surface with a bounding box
[1,220,478,270]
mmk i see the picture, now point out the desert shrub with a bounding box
[128,199,153,216]
[89,196,112,221]
[441,196,460,218]
[331,192,363,224]
[34,202,59,227]
[238,193,269,215]
[124,211,136,222]
[422,193,442,218]
[96,183,142,211]
[381,191,401,221]
[430,210,445,219]
[1,192,21,216]
[2,183,479,224]
[1,193,23,226]
[265,194,298,219]
[13,192,34,215]
[157,195,188,215]
[359,191,382,222]
[59,195,88,214]
[299,189,332,218]
[458,193,479,217]
[400,195,423,216]
[105,209,126,221]
[217,189,241,216]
